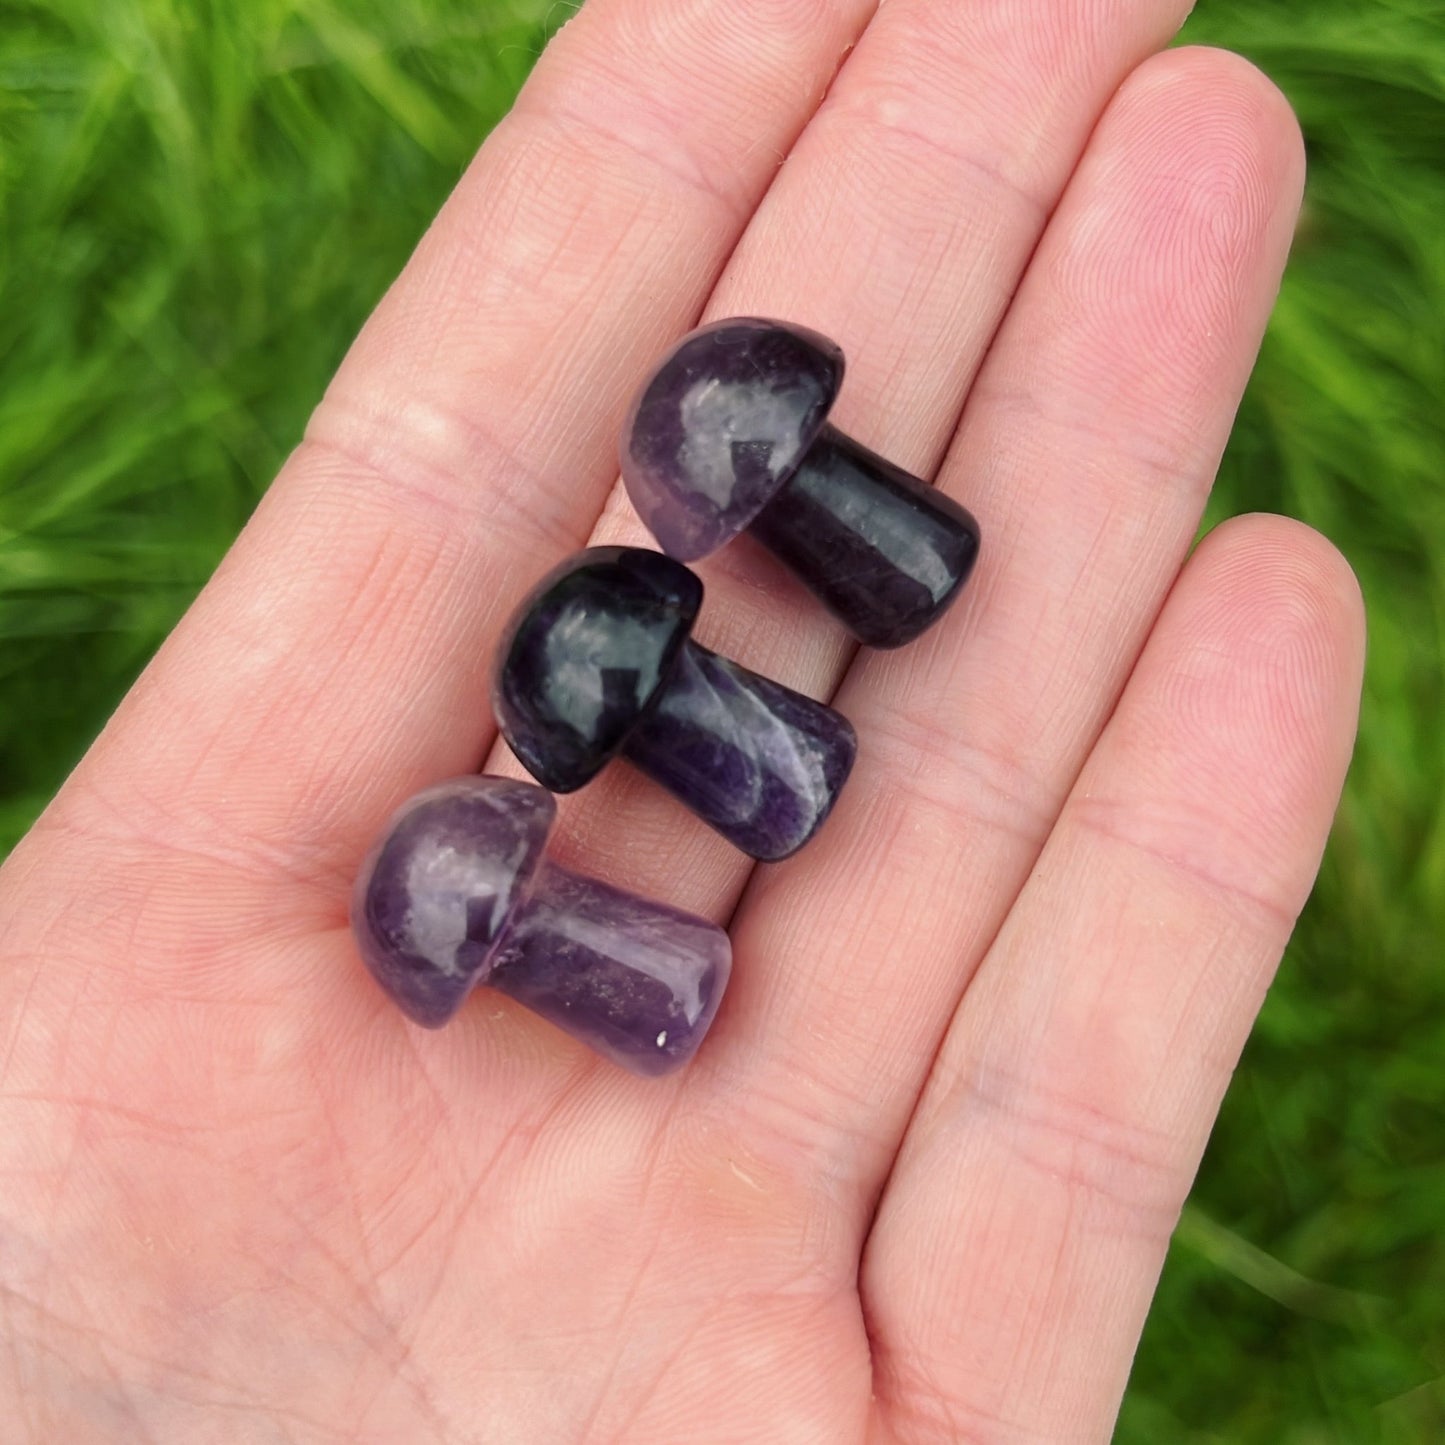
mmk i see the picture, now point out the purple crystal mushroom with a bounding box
[352,776,731,1076]
[621,317,982,648]
[492,546,856,862]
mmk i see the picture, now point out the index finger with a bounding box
[45,0,875,894]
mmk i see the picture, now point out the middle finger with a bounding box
[720,47,1307,1194]
[488,0,1196,911]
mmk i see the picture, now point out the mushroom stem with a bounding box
[486,860,731,1076]
[622,639,856,861]
[746,424,981,649]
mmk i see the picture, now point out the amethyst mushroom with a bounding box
[620,317,982,648]
[352,776,730,1075]
[492,546,856,862]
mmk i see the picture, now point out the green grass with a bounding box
[1,0,1441,1438]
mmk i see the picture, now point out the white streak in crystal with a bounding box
[667,649,833,832]
[677,378,807,508]
[656,1031,668,1048]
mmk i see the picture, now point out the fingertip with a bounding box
[1043,44,1307,424]
[1185,45,1307,224]
[1115,511,1367,914]
[1191,511,1367,710]
[1123,44,1306,182]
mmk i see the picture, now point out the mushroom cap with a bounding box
[492,546,704,793]
[620,317,845,562]
[351,776,556,1027]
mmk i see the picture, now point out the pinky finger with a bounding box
[863,514,1365,1445]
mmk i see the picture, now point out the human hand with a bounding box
[0,0,1364,1439]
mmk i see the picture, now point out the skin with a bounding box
[0,0,1365,1440]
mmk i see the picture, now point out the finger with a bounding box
[492,0,1196,912]
[863,515,1365,1443]
[38,0,875,893]
[702,51,1308,1172]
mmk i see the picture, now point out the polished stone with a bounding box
[493,547,855,859]
[352,777,553,1029]
[487,862,730,1078]
[620,317,981,648]
[351,776,731,1073]
[625,641,855,860]
[622,317,843,562]
[492,546,701,794]
[748,424,981,648]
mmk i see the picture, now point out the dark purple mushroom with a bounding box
[620,317,982,649]
[492,546,856,862]
[352,776,730,1075]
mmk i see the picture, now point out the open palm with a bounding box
[0,1,1364,1440]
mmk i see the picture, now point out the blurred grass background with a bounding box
[0,0,1440,1438]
